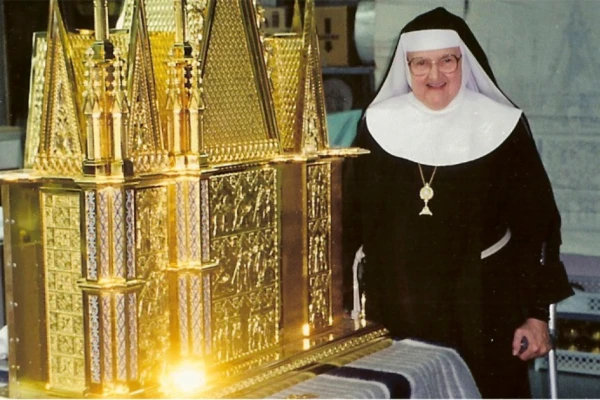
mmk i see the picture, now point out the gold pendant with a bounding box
[419,183,434,216]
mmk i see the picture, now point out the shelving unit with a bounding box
[535,275,600,376]
[322,66,375,112]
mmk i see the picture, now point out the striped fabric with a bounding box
[270,339,481,399]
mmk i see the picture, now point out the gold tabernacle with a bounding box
[1,0,380,398]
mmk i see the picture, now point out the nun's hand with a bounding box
[512,318,551,361]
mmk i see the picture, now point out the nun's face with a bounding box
[407,47,462,110]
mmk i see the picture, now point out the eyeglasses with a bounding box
[407,54,462,76]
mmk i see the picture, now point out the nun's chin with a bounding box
[414,90,458,110]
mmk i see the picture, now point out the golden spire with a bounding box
[298,0,329,153]
[166,0,206,169]
[122,0,170,175]
[291,0,303,34]
[91,0,113,60]
[81,0,128,177]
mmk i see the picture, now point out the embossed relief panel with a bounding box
[42,191,86,391]
[209,169,280,363]
[307,163,332,331]
[135,187,170,385]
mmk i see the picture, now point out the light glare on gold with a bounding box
[302,338,311,350]
[302,323,310,337]
[160,361,207,396]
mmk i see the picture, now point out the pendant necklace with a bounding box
[417,164,437,216]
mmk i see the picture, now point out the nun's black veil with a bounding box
[400,7,498,84]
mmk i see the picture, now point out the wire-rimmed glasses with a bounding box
[407,54,462,76]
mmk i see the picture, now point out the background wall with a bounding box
[373,0,600,258]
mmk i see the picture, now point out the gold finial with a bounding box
[174,0,186,45]
[291,0,303,34]
[93,0,110,41]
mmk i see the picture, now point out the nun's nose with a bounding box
[428,64,440,79]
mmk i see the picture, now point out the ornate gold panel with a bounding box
[148,31,175,145]
[172,180,202,263]
[177,274,205,357]
[118,0,174,32]
[35,4,84,176]
[265,36,303,152]
[118,0,207,55]
[135,187,170,385]
[84,188,127,281]
[42,191,85,391]
[202,1,280,164]
[25,34,48,168]
[209,169,279,363]
[126,28,169,174]
[307,163,332,331]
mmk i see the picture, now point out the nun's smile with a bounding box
[407,47,462,111]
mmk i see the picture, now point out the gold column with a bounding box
[78,185,143,396]
[166,175,217,361]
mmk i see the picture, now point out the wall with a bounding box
[373,0,600,258]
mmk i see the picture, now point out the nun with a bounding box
[343,7,573,398]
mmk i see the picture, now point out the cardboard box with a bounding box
[315,6,350,67]
[263,6,289,35]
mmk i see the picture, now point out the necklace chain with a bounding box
[418,164,437,186]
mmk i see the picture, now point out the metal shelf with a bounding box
[558,311,600,323]
[322,65,375,75]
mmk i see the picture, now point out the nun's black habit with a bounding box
[343,8,573,398]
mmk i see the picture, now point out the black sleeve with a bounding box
[504,120,574,320]
[341,120,370,311]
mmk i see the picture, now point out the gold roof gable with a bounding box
[124,0,169,174]
[34,0,85,177]
[199,0,281,164]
